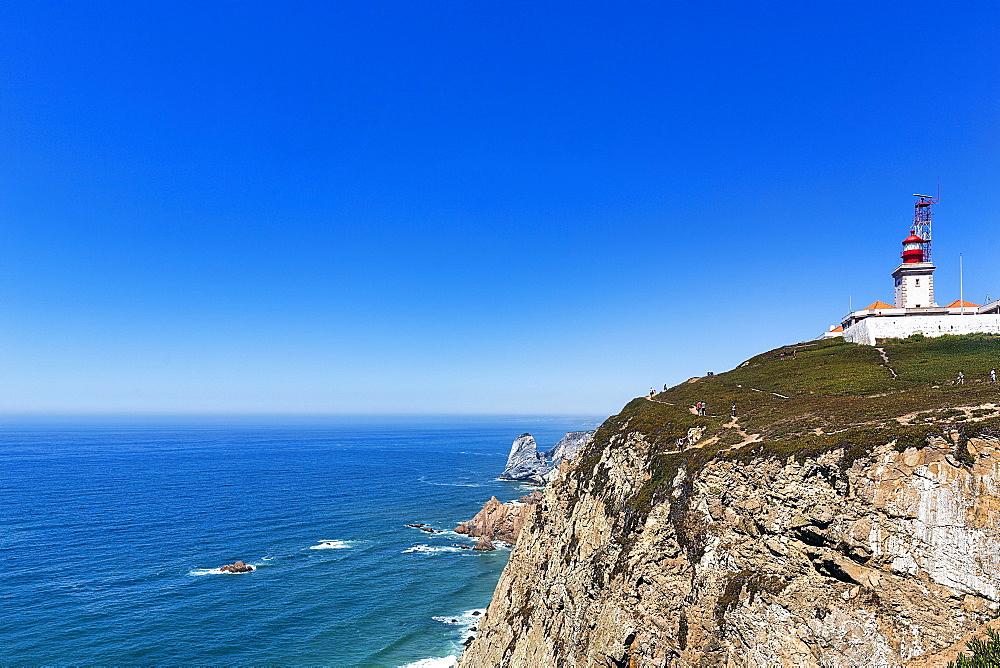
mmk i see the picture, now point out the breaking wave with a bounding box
[417,476,483,487]
[309,540,357,550]
[401,544,468,554]
[399,657,457,667]
[187,564,258,576]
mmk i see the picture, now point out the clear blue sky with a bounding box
[2,2,998,416]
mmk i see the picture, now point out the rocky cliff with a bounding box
[459,335,1000,667]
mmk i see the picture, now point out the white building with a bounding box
[826,207,1000,345]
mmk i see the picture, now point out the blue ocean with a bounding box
[1,416,600,666]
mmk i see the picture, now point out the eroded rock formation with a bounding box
[460,431,1000,667]
[500,433,549,482]
[500,431,595,484]
[456,491,543,545]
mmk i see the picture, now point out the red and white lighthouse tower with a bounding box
[892,196,937,308]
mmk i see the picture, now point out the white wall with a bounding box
[844,314,1000,346]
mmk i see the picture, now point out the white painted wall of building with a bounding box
[843,314,1000,346]
[893,264,935,308]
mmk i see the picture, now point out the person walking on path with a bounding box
[957,370,965,385]
[991,369,996,383]
[701,402,708,416]
[731,403,737,419]
[780,352,785,361]
[663,383,668,392]
[792,350,797,359]
[649,388,655,398]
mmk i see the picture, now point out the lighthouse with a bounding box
[835,194,1000,345]
[892,229,936,308]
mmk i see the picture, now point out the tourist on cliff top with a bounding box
[991,369,996,383]
[957,371,965,385]
[731,404,737,418]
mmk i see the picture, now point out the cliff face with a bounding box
[459,336,1000,667]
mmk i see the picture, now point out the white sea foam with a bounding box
[431,608,485,626]
[417,476,482,487]
[309,540,355,550]
[188,564,257,576]
[401,544,468,554]
[410,608,486,666]
[399,656,456,668]
[433,530,478,540]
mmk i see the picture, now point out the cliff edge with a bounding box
[459,335,1000,667]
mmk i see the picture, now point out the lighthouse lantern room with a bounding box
[892,225,936,308]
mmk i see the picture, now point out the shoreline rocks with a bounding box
[455,491,543,546]
[473,535,496,551]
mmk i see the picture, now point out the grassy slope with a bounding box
[576,333,1000,556]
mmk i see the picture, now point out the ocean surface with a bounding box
[1,416,601,666]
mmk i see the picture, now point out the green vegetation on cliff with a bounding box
[575,333,1000,554]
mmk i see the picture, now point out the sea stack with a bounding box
[499,431,595,484]
[499,433,548,482]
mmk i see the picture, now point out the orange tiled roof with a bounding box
[946,299,981,308]
[865,300,896,310]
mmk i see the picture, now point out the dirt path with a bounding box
[746,386,790,399]
[875,347,899,380]
[645,395,675,405]
[723,416,761,449]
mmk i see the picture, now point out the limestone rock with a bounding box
[501,430,596,484]
[543,431,595,468]
[499,433,548,482]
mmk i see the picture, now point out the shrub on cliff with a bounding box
[948,628,1000,667]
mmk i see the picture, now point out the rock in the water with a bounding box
[219,560,254,573]
[499,433,548,482]
[455,491,542,545]
[473,535,496,551]
[499,430,596,484]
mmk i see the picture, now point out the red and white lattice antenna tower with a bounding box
[912,192,938,263]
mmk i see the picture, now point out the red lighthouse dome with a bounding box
[901,230,925,263]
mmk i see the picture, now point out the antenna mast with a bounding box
[912,193,938,263]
